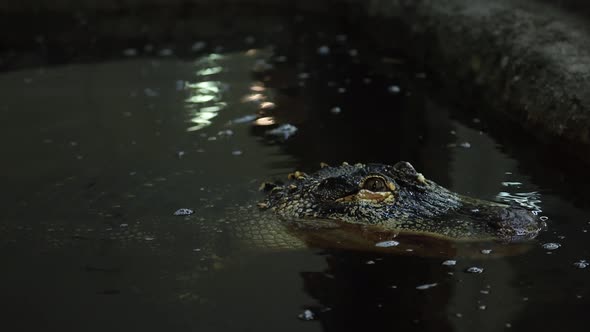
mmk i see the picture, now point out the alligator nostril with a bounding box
[491,206,542,241]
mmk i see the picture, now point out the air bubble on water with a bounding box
[502,182,522,187]
[174,208,194,216]
[478,305,487,310]
[466,267,484,273]
[229,114,257,124]
[217,130,234,136]
[298,72,310,80]
[177,151,185,159]
[144,88,159,97]
[542,243,560,250]
[232,150,243,156]
[158,48,173,56]
[266,124,298,140]
[388,85,401,94]
[298,309,315,321]
[416,283,438,290]
[375,240,399,247]
[336,34,347,42]
[330,107,342,115]
[573,260,589,269]
[123,48,137,57]
[459,142,471,148]
[481,249,492,255]
[366,260,375,265]
[349,49,358,56]
[337,87,346,93]
[539,216,549,221]
[191,41,206,52]
[244,36,255,44]
[442,260,457,266]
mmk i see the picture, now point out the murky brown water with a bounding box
[1,8,590,332]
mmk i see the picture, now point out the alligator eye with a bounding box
[362,177,388,192]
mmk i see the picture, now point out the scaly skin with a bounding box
[256,161,542,244]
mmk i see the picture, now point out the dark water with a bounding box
[2,9,590,332]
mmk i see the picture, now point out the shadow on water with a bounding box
[1,5,590,332]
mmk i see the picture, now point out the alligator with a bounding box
[233,161,543,253]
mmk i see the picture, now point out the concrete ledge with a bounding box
[361,0,590,160]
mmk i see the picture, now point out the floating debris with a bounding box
[174,208,194,216]
[416,283,438,290]
[481,249,492,255]
[298,309,315,321]
[465,267,484,274]
[231,150,243,156]
[542,243,561,250]
[266,124,298,140]
[366,260,376,265]
[375,240,399,248]
[573,260,589,269]
[442,260,457,266]
[176,151,185,159]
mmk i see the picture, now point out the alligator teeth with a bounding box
[417,173,426,184]
[288,171,307,180]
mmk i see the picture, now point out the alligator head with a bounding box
[259,161,543,242]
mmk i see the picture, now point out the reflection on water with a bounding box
[1,9,590,332]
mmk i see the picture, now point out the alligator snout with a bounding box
[487,206,544,242]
